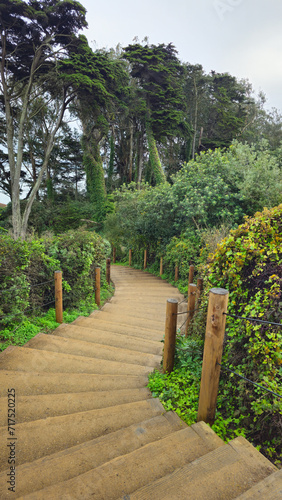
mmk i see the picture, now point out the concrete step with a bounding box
[22,422,225,499]
[235,468,282,499]
[0,412,186,499]
[23,333,162,367]
[109,295,182,307]
[53,323,163,355]
[108,295,187,309]
[92,311,165,331]
[94,308,186,332]
[124,436,277,500]
[0,388,153,424]
[0,398,164,471]
[72,316,164,341]
[0,370,148,397]
[101,302,167,321]
[0,346,154,376]
[112,290,182,297]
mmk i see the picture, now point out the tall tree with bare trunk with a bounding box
[0,0,87,239]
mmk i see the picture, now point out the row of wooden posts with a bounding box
[112,247,195,285]
[55,257,229,427]
[54,258,111,324]
[163,285,229,426]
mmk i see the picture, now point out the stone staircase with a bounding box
[0,265,281,499]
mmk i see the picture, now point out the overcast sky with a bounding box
[81,0,282,112]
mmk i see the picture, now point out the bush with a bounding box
[46,229,111,307]
[0,235,60,328]
[0,230,111,346]
[0,200,100,236]
[207,204,282,464]
[163,230,201,288]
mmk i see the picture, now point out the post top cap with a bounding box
[210,287,229,295]
[167,298,178,304]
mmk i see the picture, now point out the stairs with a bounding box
[0,265,280,499]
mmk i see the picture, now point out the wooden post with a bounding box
[54,271,63,324]
[175,265,179,282]
[197,287,229,425]
[129,249,132,266]
[95,267,101,307]
[160,257,163,276]
[144,249,147,270]
[106,258,111,285]
[188,265,194,285]
[163,299,178,374]
[196,278,203,308]
[113,247,116,264]
[185,283,197,336]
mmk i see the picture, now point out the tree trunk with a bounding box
[192,76,198,160]
[137,126,144,189]
[82,134,107,221]
[128,118,134,182]
[107,133,115,193]
[145,119,165,185]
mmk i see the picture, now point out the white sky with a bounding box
[81,0,282,111]
[1,0,281,204]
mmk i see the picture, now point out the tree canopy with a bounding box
[1,6,282,238]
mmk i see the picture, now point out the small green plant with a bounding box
[148,335,203,425]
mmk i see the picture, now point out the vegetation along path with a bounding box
[0,265,281,499]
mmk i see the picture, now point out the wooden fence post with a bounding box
[185,283,197,336]
[175,265,179,282]
[113,247,116,264]
[197,287,229,425]
[129,249,132,266]
[160,257,163,276]
[144,249,147,270]
[188,265,194,285]
[95,267,101,307]
[163,299,178,374]
[54,271,63,324]
[106,258,111,285]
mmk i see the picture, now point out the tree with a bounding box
[0,0,87,238]
[69,40,129,220]
[123,43,191,184]
[203,72,250,149]
[183,64,207,159]
[183,67,264,155]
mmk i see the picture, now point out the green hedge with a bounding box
[0,229,111,333]
[206,204,282,464]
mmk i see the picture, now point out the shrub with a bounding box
[0,230,111,339]
[163,231,201,287]
[0,235,60,328]
[207,204,282,464]
[45,229,111,308]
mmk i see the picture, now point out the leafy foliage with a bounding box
[47,229,111,308]
[147,205,282,465]
[171,148,244,228]
[0,235,60,327]
[0,0,88,238]
[163,231,201,284]
[0,229,111,345]
[148,336,248,440]
[207,205,282,464]
[0,199,100,235]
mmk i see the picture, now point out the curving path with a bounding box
[0,265,280,499]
